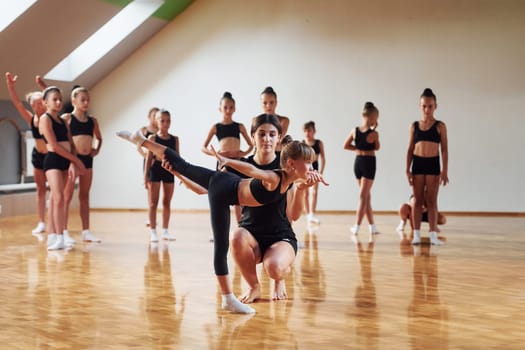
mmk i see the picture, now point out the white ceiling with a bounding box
[0,0,167,100]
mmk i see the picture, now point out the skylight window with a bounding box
[45,0,164,82]
[0,0,39,32]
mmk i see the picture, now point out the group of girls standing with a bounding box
[343,88,449,245]
[5,73,102,250]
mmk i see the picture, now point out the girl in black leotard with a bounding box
[5,72,48,236]
[343,102,381,243]
[201,92,253,225]
[303,121,326,224]
[405,88,449,246]
[39,86,86,251]
[144,109,179,242]
[117,114,327,314]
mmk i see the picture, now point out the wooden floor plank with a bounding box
[0,212,524,349]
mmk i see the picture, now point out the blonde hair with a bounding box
[280,140,315,169]
[71,86,89,99]
[25,91,42,104]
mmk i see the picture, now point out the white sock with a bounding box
[116,130,146,145]
[221,293,255,314]
[32,221,45,234]
[350,224,360,235]
[430,231,444,246]
[369,224,379,234]
[162,228,169,234]
[412,230,421,245]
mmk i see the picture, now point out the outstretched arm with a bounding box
[35,75,48,90]
[5,72,32,125]
[211,145,279,184]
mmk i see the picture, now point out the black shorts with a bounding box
[148,161,174,183]
[31,147,45,170]
[412,155,440,175]
[77,154,93,169]
[312,161,319,171]
[246,229,298,260]
[354,155,376,180]
[44,152,70,172]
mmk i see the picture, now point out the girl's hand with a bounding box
[68,163,78,180]
[76,160,86,176]
[406,171,413,186]
[161,156,174,173]
[297,170,329,190]
[5,72,16,85]
[90,148,99,157]
[210,145,228,170]
[440,171,449,186]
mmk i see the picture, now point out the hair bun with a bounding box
[281,134,293,147]
[364,101,375,108]
[423,88,433,95]
[262,86,275,94]
[223,91,233,99]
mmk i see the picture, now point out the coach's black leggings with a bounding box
[164,148,240,275]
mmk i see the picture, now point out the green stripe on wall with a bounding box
[100,0,194,21]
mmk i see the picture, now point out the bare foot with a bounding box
[239,284,261,304]
[272,280,287,300]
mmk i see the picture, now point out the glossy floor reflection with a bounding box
[0,212,524,349]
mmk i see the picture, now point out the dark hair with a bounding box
[251,113,282,136]
[280,140,315,169]
[362,101,378,116]
[420,88,437,102]
[43,86,61,100]
[261,86,277,98]
[221,91,235,104]
[156,109,171,119]
[303,121,316,131]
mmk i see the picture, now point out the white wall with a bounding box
[89,0,525,212]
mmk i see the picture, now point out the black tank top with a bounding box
[249,170,291,204]
[216,122,240,141]
[144,128,155,138]
[153,134,178,160]
[31,114,43,139]
[303,139,320,155]
[43,113,68,143]
[413,120,441,144]
[239,155,293,234]
[355,127,375,151]
[70,114,94,136]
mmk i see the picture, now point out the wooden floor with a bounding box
[0,211,524,349]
